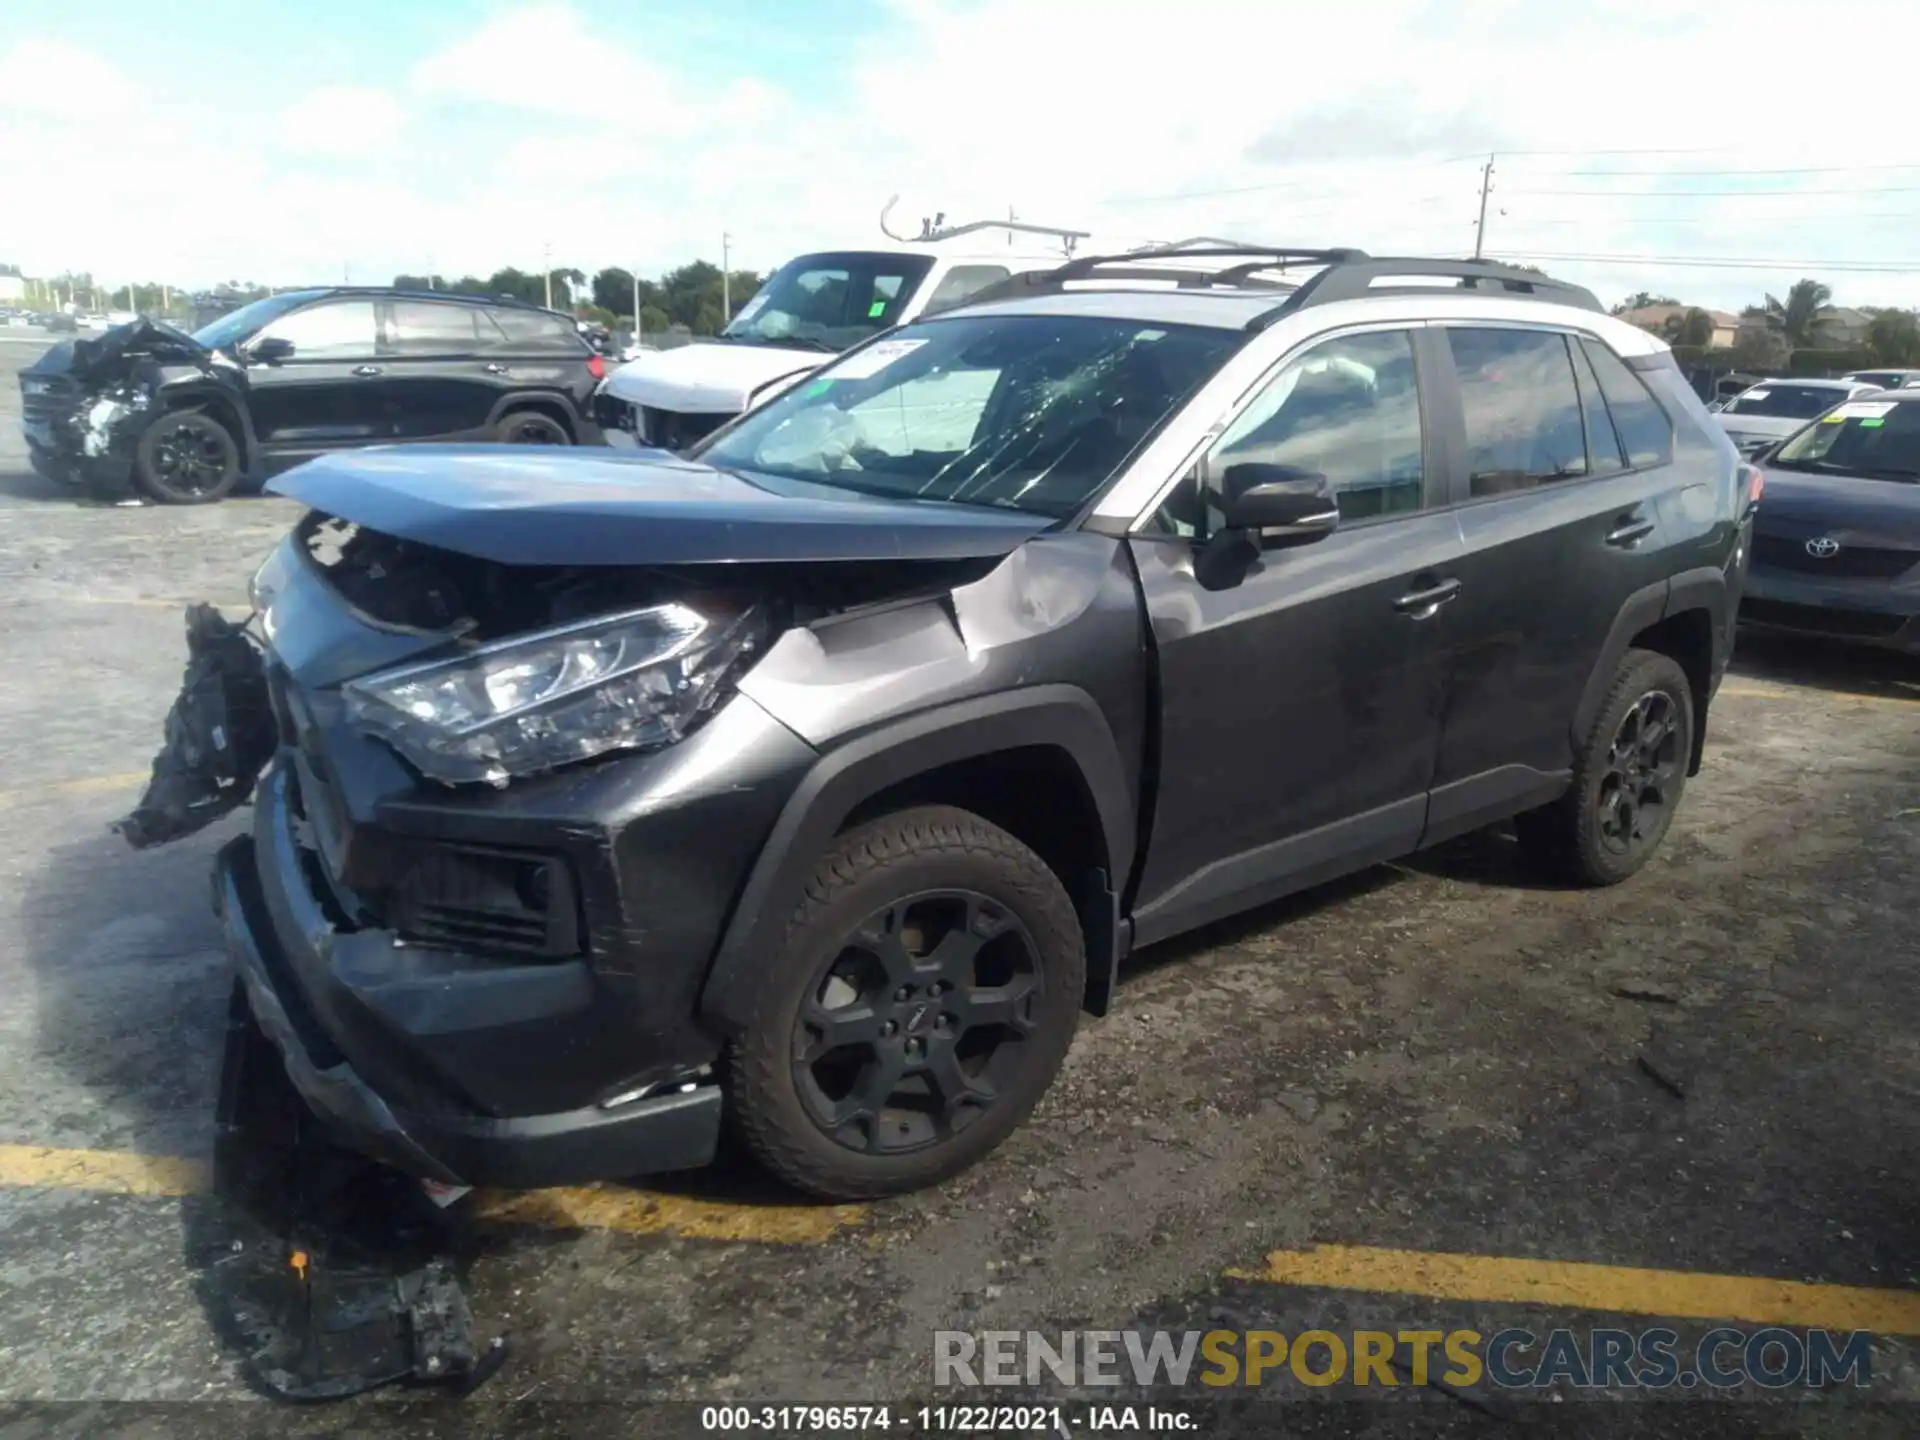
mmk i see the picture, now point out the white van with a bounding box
[595,239,1077,452]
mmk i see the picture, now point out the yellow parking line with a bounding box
[0,1144,208,1196]
[0,1142,863,1245]
[1231,1244,1920,1335]
[1717,683,1915,706]
[0,771,148,811]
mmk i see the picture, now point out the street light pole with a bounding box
[632,268,642,343]
[543,242,553,309]
[722,232,732,323]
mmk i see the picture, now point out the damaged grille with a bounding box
[643,407,729,452]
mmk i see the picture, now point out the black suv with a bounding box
[19,288,604,504]
[131,248,1754,1200]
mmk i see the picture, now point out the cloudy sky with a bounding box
[5,0,1920,312]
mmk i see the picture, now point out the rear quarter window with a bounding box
[484,307,589,355]
[1580,339,1673,468]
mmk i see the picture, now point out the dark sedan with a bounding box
[1741,392,1920,652]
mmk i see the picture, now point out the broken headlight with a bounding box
[343,602,763,786]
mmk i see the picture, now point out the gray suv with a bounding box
[126,247,1756,1200]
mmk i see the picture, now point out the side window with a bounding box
[919,265,1012,317]
[1580,339,1674,469]
[256,301,378,361]
[1206,328,1426,524]
[387,300,482,355]
[1570,338,1628,475]
[485,306,586,354]
[1445,328,1587,496]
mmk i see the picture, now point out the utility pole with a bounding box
[721,232,732,322]
[1472,154,1495,261]
[543,242,553,309]
[632,267,642,343]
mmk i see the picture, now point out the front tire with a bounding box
[728,806,1085,1200]
[1516,648,1694,886]
[134,411,240,504]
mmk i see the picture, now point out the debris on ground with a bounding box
[1610,977,1680,1004]
[187,981,507,1400]
[115,603,274,849]
[1635,1046,1689,1101]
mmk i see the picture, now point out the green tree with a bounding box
[1866,308,1920,365]
[1731,324,1789,372]
[1612,291,1680,315]
[1759,279,1833,349]
[1662,307,1715,348]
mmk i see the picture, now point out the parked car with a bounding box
[1740,391,1920,652]
[18,289,605,502]
[1712,377,1885,457]
[38,311,77,333]
[594,234,1082,453]
[1840,368,1920,391]
[137,247,1751,1200]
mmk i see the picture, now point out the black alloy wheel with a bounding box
[1514,647,1694,887]
[135,412,241,503]
[728,806,1085,1199]
[495,411,571,445]
[793,890,1041,1156]
[1596,691,1683,861]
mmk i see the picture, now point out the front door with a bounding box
[243,298,385,463]
[1418,324,1686,843]
[1125,325,1462,946]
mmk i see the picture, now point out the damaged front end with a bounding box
[18,316,233,495]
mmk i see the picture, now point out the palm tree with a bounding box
[1760,279,1833,349]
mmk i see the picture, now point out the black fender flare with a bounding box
[156,378,261,473]
[1570,579,1670,749]
[699,685,1135,1032]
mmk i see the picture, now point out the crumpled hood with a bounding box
[1754,468,1920,544]
[267,445,1053,566]
[24,316,211,385]
[601,341,825,414]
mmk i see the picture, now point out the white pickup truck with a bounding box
[594,236,1080,453]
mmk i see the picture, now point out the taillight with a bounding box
[1739,462,1764,507]
[586,353,607,381]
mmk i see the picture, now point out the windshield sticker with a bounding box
[1823,401,1898,422]
[867,300,887,318]
[1741,389,1772,401]
[830,338,927,380]
[800,378,834,398]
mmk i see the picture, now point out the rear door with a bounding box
[480,305,598,423]
[1418,324,1683,844]
[243,299,384,457]
[375,298,499,440]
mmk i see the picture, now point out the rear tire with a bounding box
[493,409,572,445]
[1515,648,1694,886]
[134,411,241,504]
[727,806,1085,1200]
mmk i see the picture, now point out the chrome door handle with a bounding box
[1606,515,1656,547]
[484,363,509,375]
[352,364,383,377]
[1393,578,1461,616]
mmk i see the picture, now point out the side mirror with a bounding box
[1215,461,1340,545]
[249,336,295,365]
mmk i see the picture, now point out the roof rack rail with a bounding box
[1251,256,1603,328]
[960,245,1370,308]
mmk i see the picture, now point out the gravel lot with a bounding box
[1,336,1917,1435]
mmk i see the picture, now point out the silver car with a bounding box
[1713,377,1886,456]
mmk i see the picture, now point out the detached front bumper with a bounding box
[212,763,724,1188]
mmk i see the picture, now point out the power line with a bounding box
[1501,185,1920,198]
[1484,249,1920,273]
[1520,161,1920,178]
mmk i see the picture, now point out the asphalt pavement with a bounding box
[1,338,1918,1436]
